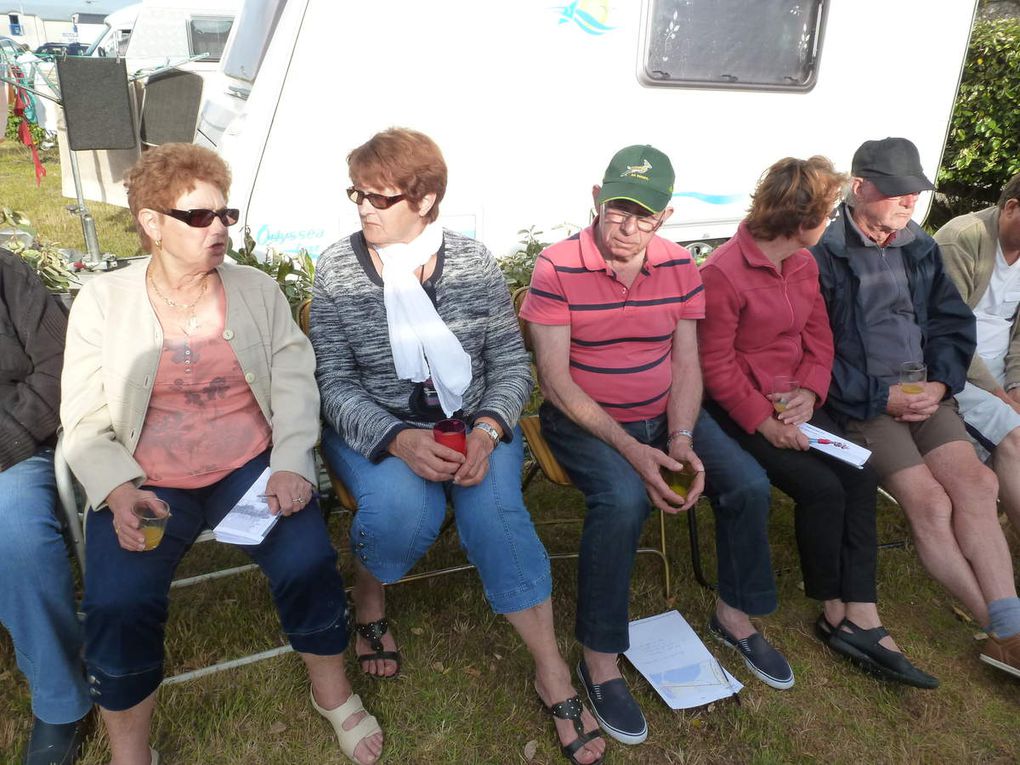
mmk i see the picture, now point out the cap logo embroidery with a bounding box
[621,159,652,179]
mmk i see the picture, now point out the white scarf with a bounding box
[377,224,472,417]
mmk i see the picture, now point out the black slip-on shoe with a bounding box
[576,658,648,745]
[709,615,795,690]
[23,717,83,765]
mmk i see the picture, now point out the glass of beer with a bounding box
[771,376,799,414]
[900,362,927,394]
[433,418,468,455]
[133,498,170,551]
[661,462,697,502]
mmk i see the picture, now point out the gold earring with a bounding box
[154,238,162,249]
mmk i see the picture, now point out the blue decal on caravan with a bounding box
[672,192,744,205]
[555,1,615,35]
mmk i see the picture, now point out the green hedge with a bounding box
[937,17,1020,218]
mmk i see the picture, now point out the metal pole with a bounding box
[66,148,101,263]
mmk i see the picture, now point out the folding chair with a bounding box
[53,434,294,684]
[511,287,672,599]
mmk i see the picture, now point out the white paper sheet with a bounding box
[799,423,871,468]
[212,467,278,545]
[624,610,742,710]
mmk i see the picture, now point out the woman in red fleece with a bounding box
[699,156,936,688]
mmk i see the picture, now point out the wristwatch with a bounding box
[474,422,502,447]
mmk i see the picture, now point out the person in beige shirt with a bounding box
[61,144,383,765]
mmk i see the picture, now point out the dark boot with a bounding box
[23,717,84,765]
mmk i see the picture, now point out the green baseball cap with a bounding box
[596,145,675,214]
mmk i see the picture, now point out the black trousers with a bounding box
[706,401,880,604]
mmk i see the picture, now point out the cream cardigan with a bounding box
[60,259,319,510]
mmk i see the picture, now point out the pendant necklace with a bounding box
[149,272,210,335]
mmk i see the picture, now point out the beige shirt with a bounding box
[60,259,319,510]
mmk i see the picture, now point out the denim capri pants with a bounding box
[82,450,348,711]
[321,425,551,614]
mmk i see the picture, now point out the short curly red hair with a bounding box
[347,128,446,224]
[124,143,232,252]
[746,156,846,241]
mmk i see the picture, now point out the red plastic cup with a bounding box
[433,418,467,455]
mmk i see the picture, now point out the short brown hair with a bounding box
[746,156,846,241]
[998,172,1020,210]
[125,143,231,251]
[347,128,446,224]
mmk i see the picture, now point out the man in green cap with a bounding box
[520,145,791,745]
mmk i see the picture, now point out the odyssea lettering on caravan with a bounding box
[254,224,327,256]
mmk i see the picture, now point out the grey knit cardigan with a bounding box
[309,230,532,461]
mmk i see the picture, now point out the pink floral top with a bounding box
[133,300,272,489]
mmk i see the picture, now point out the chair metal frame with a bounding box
[53,434,294,685]
[511,288,672,599]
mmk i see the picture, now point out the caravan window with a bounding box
[642,0,825,91]
[222,0,287,83]
[188,16,234,63]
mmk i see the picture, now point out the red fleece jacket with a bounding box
[698,222,834,433]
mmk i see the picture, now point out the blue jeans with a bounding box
[0,448,90,724]
[321,425,551,614]
[82,451,347,711]
[540,404,774,654]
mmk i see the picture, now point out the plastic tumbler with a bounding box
[433,418,467,455]
[133,498,171,551]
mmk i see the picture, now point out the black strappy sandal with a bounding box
[542,694,605,765]
[354,617,402,679]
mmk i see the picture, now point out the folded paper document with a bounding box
[212,467,278,545]
[799,423,871,468]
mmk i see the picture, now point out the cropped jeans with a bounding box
[321,425,552,615]
[0,447,91,724]
[539,403,774,654]
[82,450,347,711]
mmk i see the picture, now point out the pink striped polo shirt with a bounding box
[520,224,704,421]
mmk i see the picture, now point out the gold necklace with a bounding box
[149,273,209,335]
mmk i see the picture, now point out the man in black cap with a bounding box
[812,137,1020,678]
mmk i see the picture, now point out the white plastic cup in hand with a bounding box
[132,498,171,551]
[772,376,799,414]
[899,361,927,395]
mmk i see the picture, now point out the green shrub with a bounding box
[937,18,1020,223]
[228,226,314,318]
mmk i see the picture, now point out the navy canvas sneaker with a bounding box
[577,658,648,745]
[709,615,795,690]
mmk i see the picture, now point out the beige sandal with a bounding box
[149,748,160,765]
[310,688,382,763]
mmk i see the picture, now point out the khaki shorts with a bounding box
[844,400,970,480]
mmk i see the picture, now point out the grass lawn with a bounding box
[1,138,1019,765]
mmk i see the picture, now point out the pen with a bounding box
[808,438,834,445]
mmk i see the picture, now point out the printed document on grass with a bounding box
[213,467,278,545]
[625,610,742,710]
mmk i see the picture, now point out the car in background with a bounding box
[34,42,89,59]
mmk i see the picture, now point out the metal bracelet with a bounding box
[665,428,694,448]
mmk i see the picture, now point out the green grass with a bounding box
[2,139,1019,765]
[0,142,140,258]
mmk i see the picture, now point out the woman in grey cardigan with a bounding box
[310,128,605,765]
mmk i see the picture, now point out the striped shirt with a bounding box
[520,224,704,421]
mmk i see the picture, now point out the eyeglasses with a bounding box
[347,187,406,210]
[601,204,662,233]
[163,208,240,227]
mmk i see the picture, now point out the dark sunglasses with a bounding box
[163,208,240,227]
[346,187,405,210]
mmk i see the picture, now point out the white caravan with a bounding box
[84,0,982,258]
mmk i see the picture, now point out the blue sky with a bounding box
[5,1,135,19]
